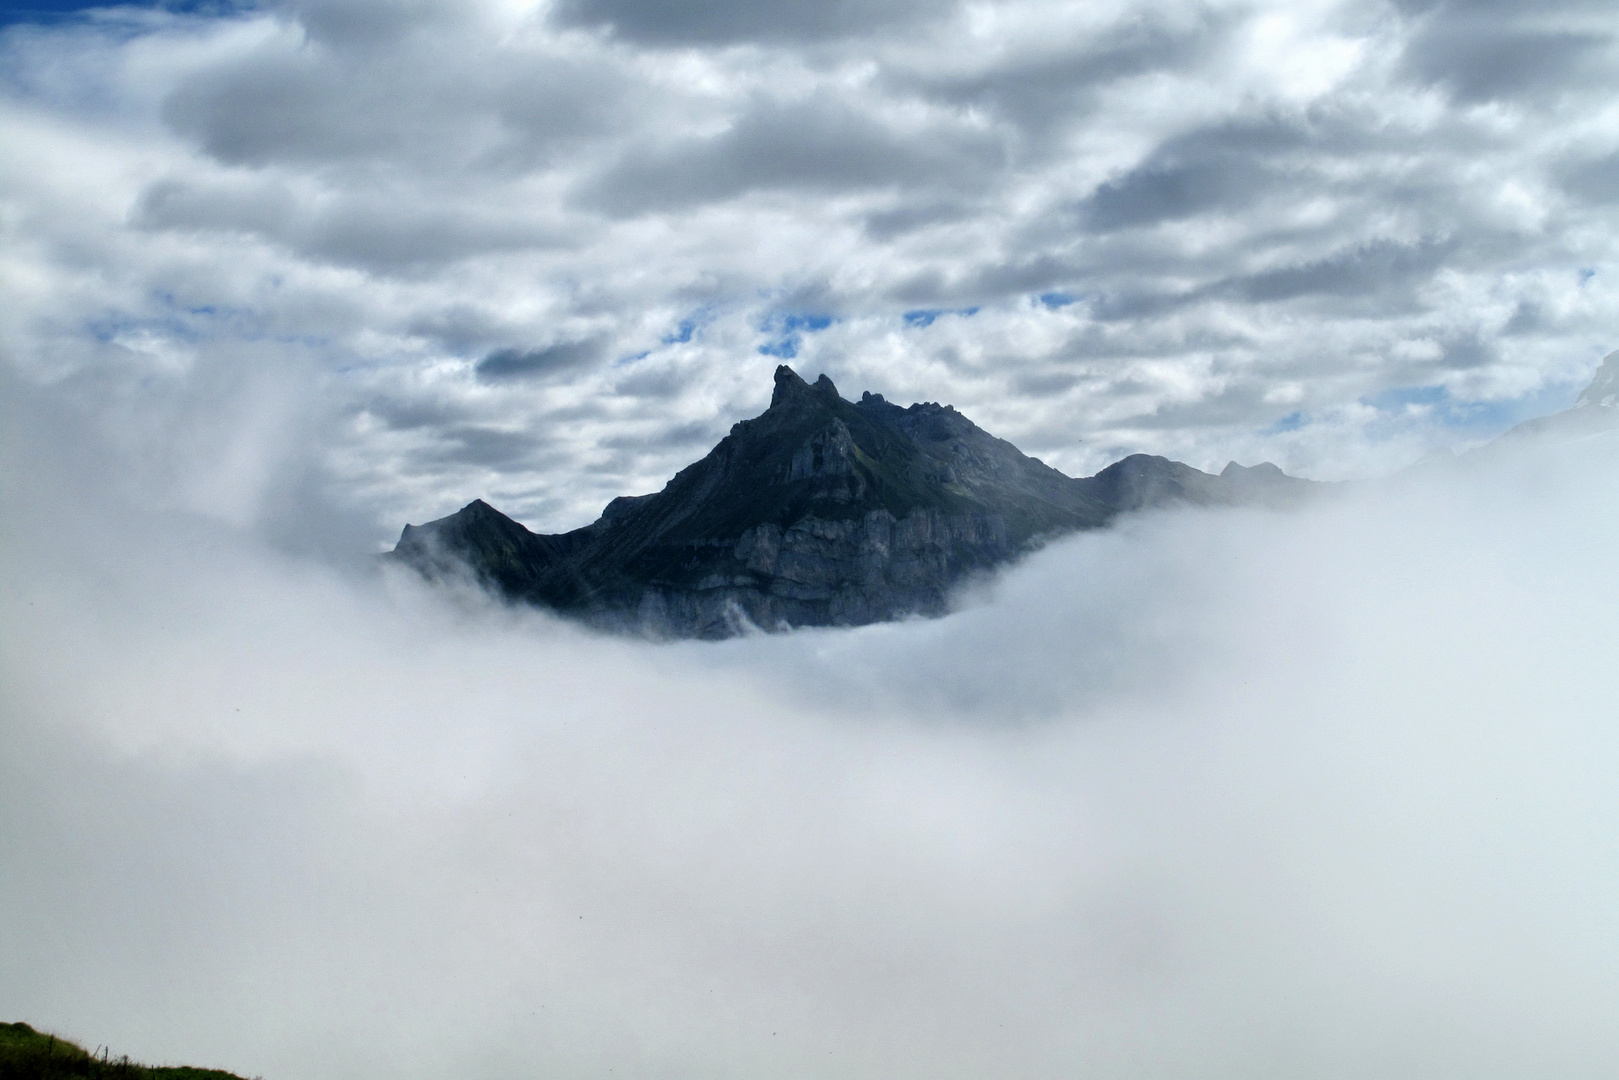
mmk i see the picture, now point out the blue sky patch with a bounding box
[781,313,831,333]
[1039,292,1077,308]
[903,306,978,328]
[1360,380,1583,441]
[0,1,241,27]
[661,305,717,345]
[1361,384,1447,412]
[757,311,832,359]
[1262,410,1306,435]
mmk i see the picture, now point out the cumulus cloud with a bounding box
[3,0,1617,537]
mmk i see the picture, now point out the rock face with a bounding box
[389,365,1317,638]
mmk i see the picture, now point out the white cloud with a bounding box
[4,373,1619,1078]
[1,0,1615,539]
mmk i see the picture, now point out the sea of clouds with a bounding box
[4,0,1619,1076]
[5,373,1619,1079]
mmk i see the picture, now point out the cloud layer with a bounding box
[4,374,1619,1078]
[1,0,1616,542]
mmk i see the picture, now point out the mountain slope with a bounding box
[389,365,1317,637]
[1490,348,1619,446]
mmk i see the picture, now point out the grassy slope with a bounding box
[0,1023,252,1080]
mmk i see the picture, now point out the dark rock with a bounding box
[388,365,1321,638]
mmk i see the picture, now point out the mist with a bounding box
[4,386,1619,1079]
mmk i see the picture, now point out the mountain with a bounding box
[1490,348,1619,446]
[389,365,1317,638]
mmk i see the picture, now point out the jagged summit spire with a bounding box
[770,364,841,409]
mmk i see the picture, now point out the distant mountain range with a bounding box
[388,364,1319,637]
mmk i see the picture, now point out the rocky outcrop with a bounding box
[388,365,1319,638]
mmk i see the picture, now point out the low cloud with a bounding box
[5,375,1619,1078]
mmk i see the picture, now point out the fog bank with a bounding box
[3,408,1619,1079]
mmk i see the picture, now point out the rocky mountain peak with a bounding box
[769,365,841,410]
[390,364,1320,638]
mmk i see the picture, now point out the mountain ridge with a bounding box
[390,364,1317,638]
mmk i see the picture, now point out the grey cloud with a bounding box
[161,50,368,167]
[612,364,690,399]
[1082,157,1272,231]
[134,176,298,238]
[1559,150,1619,204]
[161,28,628,173]
[1077,236,1458,323]
[136,177,564,269]
[550,0,956,45]
[1075,117,1330,232]
[1400,23,1612,103]
[582,95,1005,215]
[283,0,469,48]
[428,424,544,467]
[1440,332,1495,370]
[360,396,477,433]
[1235,237,1456,304]
[910,14,1229,137]
[1503,300,1543,335]
[1010,367,1081,396]
[476,340,604,380]
[862,199,974,240]
[1121,380,1277,430]
[600,419,718,451]
[1391,0,1616,13]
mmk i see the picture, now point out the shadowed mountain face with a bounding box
[390,365,1316,638]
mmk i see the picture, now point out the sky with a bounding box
[1,0,1616,544]
[4,4,1619,1079]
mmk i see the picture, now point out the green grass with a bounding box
[0,1022,254,1080]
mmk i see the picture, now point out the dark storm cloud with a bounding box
[550,0,956,46]
[1399,22,1612,103]
[476,339,604,380]
[582,94,1005,214]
